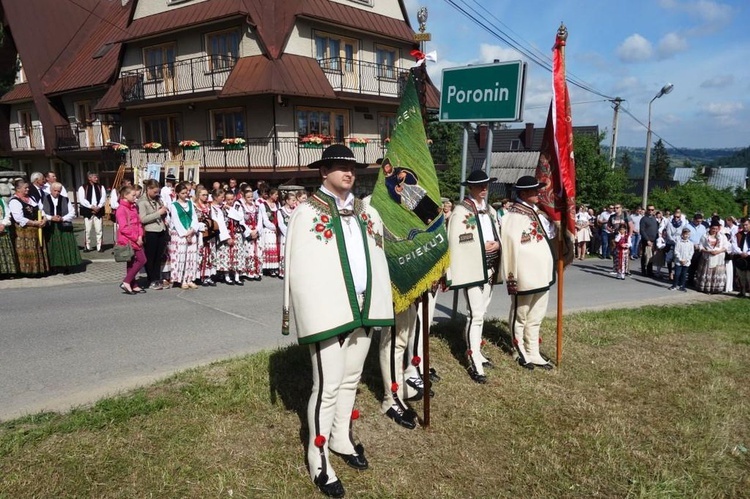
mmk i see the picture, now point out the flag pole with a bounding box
[556,231,564,366]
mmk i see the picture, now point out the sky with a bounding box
[402,0,750,150]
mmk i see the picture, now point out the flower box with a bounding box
[349,138,369,147]
[143,142,162,151]
[181,145,200,151]
[302,143,324,149]
[224,144,245,150]
[179,140,200,150]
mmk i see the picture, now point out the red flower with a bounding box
[314,435,326,448]
[480,340,487,346]
[351,409,360,420]
[315,223,325,232]
[360,213,368,221]
[512,338,519,345]
[411,356,421,366]
[467,349,473,356]
[539,338,542,344]
[391,382,399,393]
[320,215,329,223]
[323,229,333,239]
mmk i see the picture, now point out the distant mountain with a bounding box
[600,146,746,178]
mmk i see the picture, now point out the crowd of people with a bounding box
[571,202,750,296]
[113,176,308,294]
[0,172,81,279]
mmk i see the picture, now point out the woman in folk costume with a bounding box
[282,145,393,498]
[212,190,247,285]
[0,195,19,277]
[613,223,631,280]
[168,182,200,289]
[259,187,281,277]
[8,179,49,276]
[446,170,502,384]
[194,186,217,286]
[42,182,81,274]
[500,176,556,371]
[276,191,296,279]
[238,189,262,281]
[695,220,729,294]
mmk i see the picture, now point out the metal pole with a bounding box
[484,124,493,174]
[609,97,622,169]
[459,125,469,202]
[642,99,653,209]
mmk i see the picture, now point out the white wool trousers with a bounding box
[307,328,371,485]
[463,284,494,375]
[84,216,103,250]
[509,291,550,365]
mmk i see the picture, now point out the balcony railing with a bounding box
[9,125,44,151]
[55,122,122,151]
[120,55,238,102]
[317,57,408,98]
[114,138,387,172]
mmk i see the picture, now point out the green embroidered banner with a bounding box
[371,71,449,313]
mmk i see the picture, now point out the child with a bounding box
[652,229,667,278]
[613,223,630,280]
[670,227,695,291]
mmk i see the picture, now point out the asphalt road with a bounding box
[0,257,730,421]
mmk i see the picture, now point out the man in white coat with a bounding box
[501,176,556,370]
[282,144,394,498]
[446,170,502,384]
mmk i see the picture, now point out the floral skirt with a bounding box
[0,230,18,275]
[214,236,245,272]
[14,225,49,276]
[696,259,726,294]
[46,224,82,269]
[244,238,263,278]
[169,228,200,283]
[261,229,279,270]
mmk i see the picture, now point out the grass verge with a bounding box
[1,299,749,497]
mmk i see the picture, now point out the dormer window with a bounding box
[510,139,521,151]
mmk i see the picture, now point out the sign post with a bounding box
[439,61,527,122]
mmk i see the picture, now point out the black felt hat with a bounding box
[308,144,368,169]
[461,170,497,186]
[514,175,544,190]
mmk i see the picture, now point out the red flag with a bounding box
[536,24,576,263]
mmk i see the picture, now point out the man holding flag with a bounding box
[503,23,577,369]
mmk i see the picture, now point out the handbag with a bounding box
[113,243,134,262]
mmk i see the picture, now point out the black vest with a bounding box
[80,183,103,218]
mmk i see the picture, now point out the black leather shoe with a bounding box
[482,360,495,369]
[534,362,554,371]
[314,476,345,498]
[468,369,487,384]
[518,359,535,370]
[385,407,416,430]
[331,450,368,470]
[429,368,441,382]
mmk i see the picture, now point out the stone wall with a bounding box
[0,171,26,204]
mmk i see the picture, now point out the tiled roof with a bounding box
[673,167,748,190]
[92,79,124,113]
[221,55,336,99]
[0,83,33,103]
[299,0,415,44]
[486,151,541,183]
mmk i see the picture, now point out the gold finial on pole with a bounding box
[557,22,568,42]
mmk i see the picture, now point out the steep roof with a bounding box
[221,55,337,99]
[0,83,32,103]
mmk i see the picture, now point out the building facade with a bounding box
[0,0,438,196]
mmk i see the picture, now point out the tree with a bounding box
[648,182,741,217]
[619,149,632,174]
[428,121,462,202]
[650,139,671,181]
[575,132,633,209]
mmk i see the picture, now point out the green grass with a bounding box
[1,300,749,498]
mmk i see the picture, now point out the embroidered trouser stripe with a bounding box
[510,294,528,365]
[309,342,328,483]
[379,308,414,413]
[464,284,493,375]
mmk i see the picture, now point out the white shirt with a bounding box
[8,197,41,226]
[43,195,75,223]
[109,188,120,210]
[320,185,367,295]
[471,198,497,243]
[77,183,106,210]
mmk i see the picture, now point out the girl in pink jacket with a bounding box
[115,185,146,294]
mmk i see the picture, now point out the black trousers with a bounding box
[144,230,169,284]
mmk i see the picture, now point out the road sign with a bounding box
[439,61,526,122]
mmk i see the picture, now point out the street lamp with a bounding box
[642,83,674,208]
